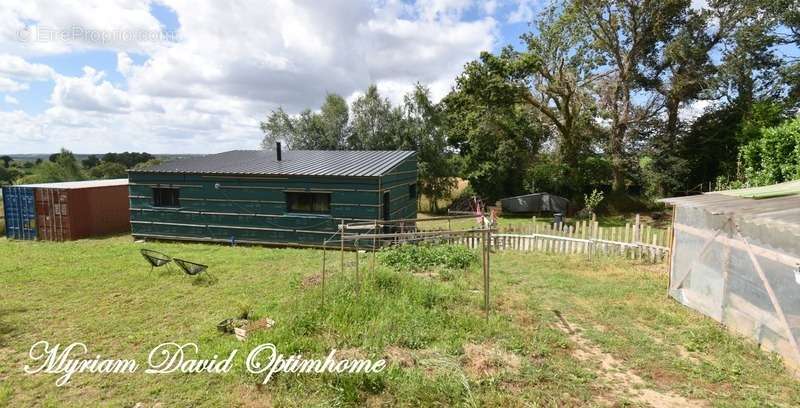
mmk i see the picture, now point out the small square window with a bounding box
[153,188,180,207]
[286,192,331,214]
[409,183,417,199]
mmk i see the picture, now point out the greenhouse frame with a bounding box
[662,181,800,370]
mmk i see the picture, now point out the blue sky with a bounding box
[0,0,546,154]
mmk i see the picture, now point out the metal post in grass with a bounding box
[483,226,490,318]
[340,220,345,273]
[370,220,377,276]
[322,243,327,309]
[355,239,360,296]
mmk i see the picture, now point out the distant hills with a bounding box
[6,154,203,162]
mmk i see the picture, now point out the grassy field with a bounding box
[1,236,799,407]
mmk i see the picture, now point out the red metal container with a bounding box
[26,179,130,241]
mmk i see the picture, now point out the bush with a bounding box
[739,116,800,186]
[378,243,477,271]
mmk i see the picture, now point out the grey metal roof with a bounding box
[132,150,416,177]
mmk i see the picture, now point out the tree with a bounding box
[634,3,737,197]
[19,148,85,184]
[102,152,155,168]
[778,0,800,105]
[402,84,456,212]
[89,161,128,179]
[569,0,686,192]
[260,93,350,150]
[260,107,295,149]
[132,159,163,171]
[715,1,783,109]
[455,5,598,171]
[49,150,75,163]
[319,93,351,149]
[0,166,15,185]
[0,155,12,168]
[82,155,101,169]
[349,85,399,150]
[443,73,545,202]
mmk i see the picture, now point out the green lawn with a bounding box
[1,236,798,407]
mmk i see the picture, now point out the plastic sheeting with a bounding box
[668,199,800,369]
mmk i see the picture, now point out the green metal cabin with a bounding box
[127,148,418,247]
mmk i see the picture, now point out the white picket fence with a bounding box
[453,216,672,263]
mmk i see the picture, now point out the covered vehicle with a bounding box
[500,192,570,214]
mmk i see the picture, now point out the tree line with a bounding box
[0,150,160,185]
[262,0,800,210]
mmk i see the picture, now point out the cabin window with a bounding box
[152,188,180,207]
[286,192,331,214]
[409,183,417,199]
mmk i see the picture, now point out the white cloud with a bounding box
[482,0,498,15]
[2,0,498,153]
[507,0,539,24]
[679,99,717,122]
[0,77,28,92]
[5,94,19,104]
[415,0,475,21]
[0,54,55,79]
[50,66,131,113]
[116,52,133,77]
[0,0,168,55]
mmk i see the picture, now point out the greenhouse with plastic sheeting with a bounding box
[662,181,800,371]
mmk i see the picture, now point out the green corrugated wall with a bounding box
[128,154,418,247]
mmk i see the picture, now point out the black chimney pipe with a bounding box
[276,141,282,161]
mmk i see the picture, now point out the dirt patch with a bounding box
[335,347,367,361]
[300,274,323,288]
[461,342,521,378]
[365,394,393,407]
[494,290,535,326]
[381,346,458,378]
[554,312,707,408]
[384,346,416,367]
[232,384,273,408]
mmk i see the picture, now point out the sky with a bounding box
[0,0,544,154]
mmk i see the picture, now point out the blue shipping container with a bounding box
[2,186,37,240]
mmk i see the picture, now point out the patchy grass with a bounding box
[1,236,798,406]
